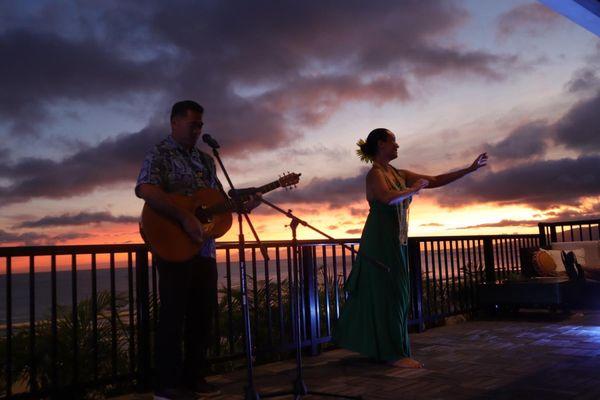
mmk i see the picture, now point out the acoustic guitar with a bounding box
[140,172,301,262]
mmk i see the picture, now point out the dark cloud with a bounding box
[0,146,9,161]
[1,1,517,144]
[0,30,167,135]
[268,169,368,207]
[0,229,90,246]
[479,88,600,177]
[456,219,539,229]
[345,228,362,235]
[456,204,600,229]
[496,3,561,39]
[553,91,600,153]
[349,207,368,217]
[16,212,138,228]
[150,0,517,153]
[408,46,516,80]
[0,1,525,205]
[432,88,600,211]
[259,75,410,126]
[541,204,600,221]
[434,155,600,209]
[484,120,549,161]
[420,222,444,227]
[565,68,600,93]
[0,125,164,206]
[3,81,596,209]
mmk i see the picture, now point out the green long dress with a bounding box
[332,166,412,361]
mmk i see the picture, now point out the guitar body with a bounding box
[139,172,300,263]
[140,188,233,262]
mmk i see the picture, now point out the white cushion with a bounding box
[551,241,600,267]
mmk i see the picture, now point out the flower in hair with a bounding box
[356,138,372,163]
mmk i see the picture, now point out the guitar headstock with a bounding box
[278,171,301,190]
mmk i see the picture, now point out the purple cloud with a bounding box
[484,120,549,162]
[0,229,91,246]
[268,168,368,207]
[496,3,561,39]
[1,0,518,144]
[15,212,138,228]
[554,91,600,153]
[434,155,600,209]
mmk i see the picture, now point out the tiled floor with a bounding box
[116,311,600,399]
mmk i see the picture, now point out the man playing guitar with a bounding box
[135,100,261,400]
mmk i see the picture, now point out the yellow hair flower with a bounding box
[356,138,372,163]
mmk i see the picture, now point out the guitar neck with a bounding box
[207,180,282,215]
[257,180,281,195]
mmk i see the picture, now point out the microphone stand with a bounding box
[205,137,268,400]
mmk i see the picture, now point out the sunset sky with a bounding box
[0,0,599,247]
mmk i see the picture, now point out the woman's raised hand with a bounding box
[469,153,488,172]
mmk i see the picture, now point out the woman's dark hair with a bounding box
[170,100,204,121]
[359,128,391,158]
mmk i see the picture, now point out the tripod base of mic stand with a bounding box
[260,376,362,400]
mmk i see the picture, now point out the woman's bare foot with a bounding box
[388,357,423,369]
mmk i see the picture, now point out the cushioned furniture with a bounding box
[479,277,575,313]
[550,240,600,264]
[549,241,600,308]
[500,243,600,311]
[551,241,600,280]
[520,247,564,277]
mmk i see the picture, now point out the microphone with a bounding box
[202,134,220,149]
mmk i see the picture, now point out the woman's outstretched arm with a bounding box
[400,153,488,189]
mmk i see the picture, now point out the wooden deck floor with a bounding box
[115,310,600,399]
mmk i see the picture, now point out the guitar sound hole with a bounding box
[195,207,212,224]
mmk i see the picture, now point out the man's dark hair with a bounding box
[170,100,204,121]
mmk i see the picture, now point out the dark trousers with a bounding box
[155,255,218,390]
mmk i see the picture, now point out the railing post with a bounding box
[301,245,320,356]
[550,226,557,245]
[483,238,495,283]
[538,223,547,247]
[408,238,425,332]
[135,248,151,392]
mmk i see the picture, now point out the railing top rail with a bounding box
[408,234,540,241]
[0,243,148,257]
[538,218,600,227]
[0,233,540,257]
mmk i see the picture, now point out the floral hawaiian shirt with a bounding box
[136,135,223,259]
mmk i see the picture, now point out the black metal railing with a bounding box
[0,245,149,399]
[6,222,598,399]
[539,219,600,246]
[406,234,541,328]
